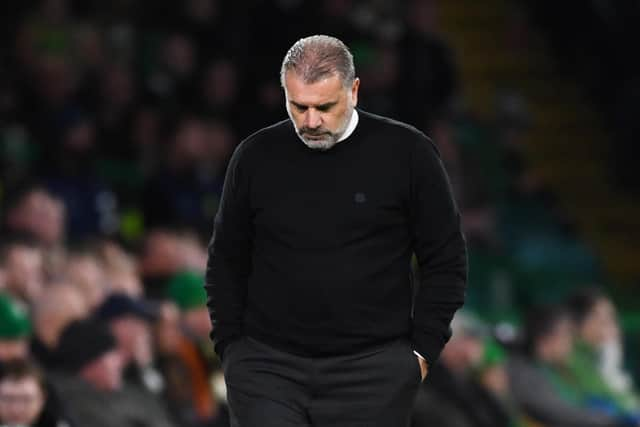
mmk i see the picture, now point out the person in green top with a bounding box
[566,288,640,416]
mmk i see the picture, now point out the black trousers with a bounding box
[222,335,422,427]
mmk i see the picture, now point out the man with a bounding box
[205,35,467,426]
[412,312,514,427]
[0,236,45,305]
[50,319,175,427]
[0,359,48,427]
[0,358,73,427]
[566,289,640,416]
[95,293,161,394]
[507,304,635,427]
[31,283,88,369]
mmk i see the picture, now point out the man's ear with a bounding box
[351,77,360,107]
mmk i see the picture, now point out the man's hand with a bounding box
[417,356,428,381]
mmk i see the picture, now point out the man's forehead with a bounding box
[284,72,344,105]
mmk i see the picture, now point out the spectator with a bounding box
[412,312,511,427]
[139,229,207,298]
[142,116,230,235]
[50,319,175,427]
[30,283,88,369]
[95,293,163,394]
[566,288,640,415]
[474,340,526,427]
[0,236,45,305]
[3,186,66,249]
[64,250,108,310]
[507,304,634,427]
[157,270,228,427]
[0,293,32,365]
[0,358,72,427]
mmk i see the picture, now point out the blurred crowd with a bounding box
[0,0,636,426]
[525,0,640,194]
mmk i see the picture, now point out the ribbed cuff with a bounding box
[411,330,445,366]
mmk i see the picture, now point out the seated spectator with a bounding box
[156,270,228,427]
[50,319,175,427]
[0,236,45,305]
[95,293,164,394]
[0,293,31,365]
[474,340,526,427]
[412,311,513,427]
[31,283,88,369]
[0,358,72,427]
[139,229,206,298]
[96,240,144,297]
[64,250,108,310]
[507,304,635,427]
[3,185,66,249]
[566,288,640,415]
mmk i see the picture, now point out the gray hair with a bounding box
[280,35,355,88]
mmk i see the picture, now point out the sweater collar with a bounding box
[337,109,359,143]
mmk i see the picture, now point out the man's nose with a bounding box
[303,109,322,129]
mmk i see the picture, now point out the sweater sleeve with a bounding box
[205,142,253,360]
[409,135,467,365]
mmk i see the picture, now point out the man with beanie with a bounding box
[50,319,175,427]
[206,35,467,426]
[96,293,163,394]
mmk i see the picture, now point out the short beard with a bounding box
[290,105,354,151]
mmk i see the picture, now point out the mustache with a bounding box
[300,127,331,136]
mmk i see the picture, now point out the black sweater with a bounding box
[205,109,467,364]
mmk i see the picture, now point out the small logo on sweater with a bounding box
[354,192,367,203]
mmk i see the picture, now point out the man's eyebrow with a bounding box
[316,101,338,110]
[290,100,338,109]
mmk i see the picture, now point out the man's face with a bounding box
[81,350,124,392]
[0,377,45,425]
[284,71,359,150]
[5,245,44,303]
[110,316,152,365]
[580,298,618,347]
[0,340,29,363]
[540,317,574,363]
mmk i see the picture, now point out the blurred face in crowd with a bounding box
[0,377,45,425]
[183,307,211,340]
[109,316,153,367]
[579,297,618,347]
[3,244,44,304]
[202,60,238,107]
[6,190,65,246]
[479,365,509,397]
[172,119,210,168]
[33,284,88,348]
[155,302,181,354]
[141,230,190,277]
[440,334,483,373]
[536,316,574,364]
[81,350,123,392]
[284,71,359,151]
[65,254,106,310]
[0,340,29,363]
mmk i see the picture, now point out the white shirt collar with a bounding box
[337,109,359,142]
